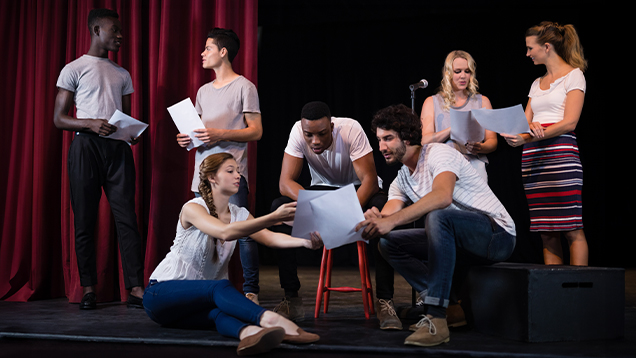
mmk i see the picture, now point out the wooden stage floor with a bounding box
[1,266,634,358]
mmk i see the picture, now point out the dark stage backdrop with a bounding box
[0,0,258,302]
[254,1,627,269]
[0,0,628,303]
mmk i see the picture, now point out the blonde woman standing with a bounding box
[502,22,588,266]
[420,50,498,183]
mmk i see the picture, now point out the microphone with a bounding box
[409,79,428,91]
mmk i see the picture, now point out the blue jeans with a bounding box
[379,209,515,308]
[143,279,266,338]
[196,175,259,294]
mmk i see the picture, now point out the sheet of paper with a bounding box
[291,184,366,250]
[101,110,148,144]
[449,109,485,144]
[167,98,205,151]
[471,104,530,135]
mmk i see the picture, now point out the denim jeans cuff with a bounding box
[424,295,449,308]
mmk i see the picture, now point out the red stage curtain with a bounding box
[0,0,258,302]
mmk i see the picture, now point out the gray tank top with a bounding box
[432,93,488,164]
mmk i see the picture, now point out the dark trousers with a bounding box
[270,186,395,300]
[67,133,144,289]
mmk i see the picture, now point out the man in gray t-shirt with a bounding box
[176,28,262,302]
[53,8,144,310]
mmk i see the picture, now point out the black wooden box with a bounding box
[467,263,624,342]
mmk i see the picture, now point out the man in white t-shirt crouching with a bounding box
[270,101,402,330]
[356,104,516,347]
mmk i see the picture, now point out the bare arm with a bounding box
[177,112,263,148]
[53,88,117,135]
[180,201,296,241]
[420,96,450,144]
[192,112,263,145]
[250,227,323,250]
[502,90,584,147]
[278,153,305,201]
[351,152,380,207]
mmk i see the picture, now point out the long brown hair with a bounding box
[197,152,235,262]
[526,21,587,71]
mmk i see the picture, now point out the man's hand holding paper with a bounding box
[167,98,206,151]
[101,110,148,145]
[355,206,395,241]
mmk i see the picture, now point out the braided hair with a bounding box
[197,152,235,261]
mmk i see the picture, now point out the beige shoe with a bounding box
[282,327,320,344]
[376,299,403,330]
[245,292,259,305]
[273,297,305,322]
[404,315,450,347]
[408,302,466,331]
[236,327,285,356]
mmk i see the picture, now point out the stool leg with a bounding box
[315,246,329,318]
[362,243,375,315]
[324,249,333,313]
[357,242,370,319]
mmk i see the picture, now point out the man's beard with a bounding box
[385,141,406,166]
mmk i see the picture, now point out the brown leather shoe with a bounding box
[446,302,467,328]
[237,327,285,356]
[376,299,403,330]
[282,328,320,344]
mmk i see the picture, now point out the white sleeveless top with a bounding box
[149,197,250,282]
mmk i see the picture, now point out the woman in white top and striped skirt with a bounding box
[502,21,588,266]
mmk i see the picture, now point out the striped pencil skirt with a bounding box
[521,130,584,232]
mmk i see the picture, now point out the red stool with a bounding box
[314,241,375,319]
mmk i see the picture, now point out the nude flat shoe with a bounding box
[237,327,285,356]
[282,327,320,344]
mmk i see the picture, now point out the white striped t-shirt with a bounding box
[388,144,516,236]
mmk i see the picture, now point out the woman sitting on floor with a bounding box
[143,152,322,356]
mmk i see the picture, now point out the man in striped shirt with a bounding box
[356,104,516,347]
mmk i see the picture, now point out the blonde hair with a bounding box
[438,50,480,111]
[197,152,235,262]
[526,21,587,72]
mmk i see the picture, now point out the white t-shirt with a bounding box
[529,68,586,125]
[192,76,260,192]
[56,55,134,119]
[149,197,250,282]
[284,117,374,187]
[388,143,516,236]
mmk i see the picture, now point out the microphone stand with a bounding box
[409,80,428,115]
[410,86,416,114]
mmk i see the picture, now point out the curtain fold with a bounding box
[0,0,259,302]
